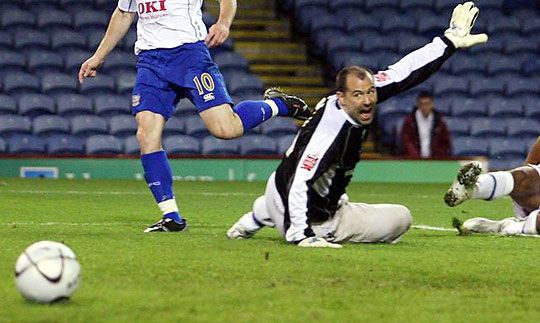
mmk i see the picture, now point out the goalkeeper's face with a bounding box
[336,75,377,125]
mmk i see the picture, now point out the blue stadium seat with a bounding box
[47,134,85,155]
[27,51,64,76]
[260,118,298,137]
[444,117,470,137]
[505,36,538,54]
[506,76,540,96]
[378,51,402,69]
[124,135,139,155]
[380,14,416,33]
[163,117,185,137]
[432,75,469,96]
[397,34,429,53]
[33,115,70,136]
[310,15,343,34]
[202,12,217,27]
[523,96,540,119]
[486,55,523,75]
[228,74,263,97]
[61,0,96,13]
[64,50,92,74]
[102,51,137,75]
[344,13,379,33]
[277,134,296,153]
[400,0,433,11]
[486,98,523,118]
[79,74,116,95]
[433,0,455,13]
[240,135,278,156]
[362,35,397,53]
[56,94,94,117]
[115,72,136,95]
[489,138,526,160]
[312,29,348,58]
[73,10,109,31]
[521,19,540,34]
[71,115,108,137]
[450,54,486,74]
[325,37,362,61]
[8,135,46,154]
[0,137,6,153]
[377,100,410,121]
[185,115,210,138]
[87,30,104,50]
[296,7,328,33]
[295,0,328,12]
[469,118,506,137]
[330,51,377,73]
[86,135,123,155]
[1,9,36,31]
[174,99,198,118]
[202,137,240,155]
[487,16,520,34]
[506,118,540,138]
[3,72,41,94]
[18,94,56,117]
[0,51,25,74]
[0,95,17,115]
[328,0,363,12]
[489,158,525,171]
[51,30,87,51]
[0,31,12,50]
[522,56,540,76]
[214,52,249,73]
[94,94,131,116]
[121,29,137,51]
[469,38,504,54]
[451,98,487,118]
[364,0,399,11]
[37,9,72,31]
[468,77,505,96]
[433,96,455,116]
[42,73,78,95]
[416,15,446,36]
[14,30,49,51]
[109,115,137,138]
[163,135,201,155]
[0,115,31,137]
[452,137,489,157]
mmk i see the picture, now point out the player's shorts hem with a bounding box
[197,100,234,113]
[132,106,173,120]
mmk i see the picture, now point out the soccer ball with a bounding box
[15,241,81,303]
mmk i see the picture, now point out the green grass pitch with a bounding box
[1,178,540,322]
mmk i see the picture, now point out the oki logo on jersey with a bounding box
[138,0,167,14]
[301,154,319,171]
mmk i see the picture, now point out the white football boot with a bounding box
[462,217,522,235]
[226,221,256,240]
[444,161,483,207]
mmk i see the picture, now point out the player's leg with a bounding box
[226,195,274,239]
[462,209,540,235]
[132,66,187,233]
[327,202,412,243]
[445,162,540,207]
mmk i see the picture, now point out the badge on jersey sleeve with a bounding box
[132,94,141,106]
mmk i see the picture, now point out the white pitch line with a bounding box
[412,224,456,232]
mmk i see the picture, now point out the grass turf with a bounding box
[1,178,540,322]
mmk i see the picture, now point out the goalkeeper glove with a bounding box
[298,237,342,249]
[444,1,488,48]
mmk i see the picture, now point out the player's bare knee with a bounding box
[510,167,539,196]
[207,123,241,140]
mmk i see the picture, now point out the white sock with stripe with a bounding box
[472,172,514,200]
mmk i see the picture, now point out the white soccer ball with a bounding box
[15,241,81,303]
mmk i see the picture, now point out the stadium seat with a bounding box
[0,115,31,137]
[380,14,416,33]
[328,0,363,12]
[163,117,185,137]
[433,96,454,116]
[123,135,139,155]
[14,30,49,51]
[64,50,93,74]
[3,72,41,94]
[433,0,456,13]
[469,37,504,54]
[450,54,486,74]
[485,55,523,75]
[79,74,116,95]
[489,158,524,171]
[121,29,137,51]
[344,12,379,33]
[362,35,397,53]
[87,30,105,50]
[73,10,109,31]
[240,135,278,156]
[71,115,108,137]
[444,117,470,137]
[51,30,87,51]
[452,137,489,157]
[522,56,540,76]
[1,9,36,31]
[416,15,446,36]
[7,135,46,154]
[42,73,78,95]
[109,115,137,138]
[506,77,540,96]
[505,36,538,54]
[310,15,344,34]
[325,37,362,61]
[397,34,429,53]
[174,99,198,118]
[37,9,72,31]
[94,95,131,116]
[296,7,328,34]
[0,95,18,115]
[184,115,210,138]
[330,51,376,73]
[469,118,507,138]
[487,16,520,35]
[0,137,6,153]
[115,72,136,95]
[521,19,540,34]
[56,94,94,117]
[86,135,123,155]
[163,135,201,155]
[506,118,540,138]
[364,0,399,11]
[260,118,298,137]
[47,134,85,155]
[102,51,137,75]
[451,98,487,118]
[468,77,506,96]
[400,0,433,11]
[202,12,217,27]
[61,0,96,13]
[378,51,402,69]
[523,96,540,119]
[202,137,240,155]
[277,134,296,153]
[228,74,263,97]
[33,115,70,136]
[377,100,410,122]
[27,51,64,76]
[18,94,56,117]
[486,98,523,118]
[489,138,526,160]
[432,75,469,96]
[213,52,250,73]
[0,31,12,50]
[0,50,25,74]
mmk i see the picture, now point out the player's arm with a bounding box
[525,137,540,165]
[205,0,237,48]
[375,1,487,102]
[78,7,135,83]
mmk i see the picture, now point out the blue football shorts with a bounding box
[132,41,233,120]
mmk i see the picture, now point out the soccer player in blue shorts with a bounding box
[78,0,310,232]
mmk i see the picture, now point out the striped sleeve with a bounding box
[374,36,457,103]
[118,0,137,12]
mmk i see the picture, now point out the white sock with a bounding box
[158,198,179,215]
[523,210,539,235]
[238,212,263,232]
[472,172,514,200]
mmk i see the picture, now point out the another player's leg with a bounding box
[226,196,274,239]
[461,210,540,236]
[136,112,187,233]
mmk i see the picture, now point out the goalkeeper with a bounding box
[227,2,488,248]
[445,137,540,236]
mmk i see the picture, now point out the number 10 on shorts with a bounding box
[193,73,215,102]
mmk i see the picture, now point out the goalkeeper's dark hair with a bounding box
[417,91,433,99]
[335,65,374,93]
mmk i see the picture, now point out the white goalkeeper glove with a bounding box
[444,1,488,48]
[298,237,342,249]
